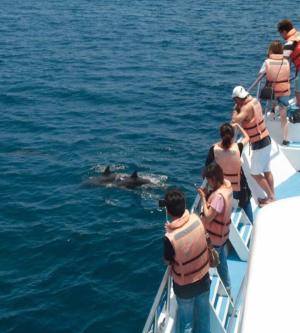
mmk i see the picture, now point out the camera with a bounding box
[158,199,166,208]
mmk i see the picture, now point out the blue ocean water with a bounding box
[0,1,299,332]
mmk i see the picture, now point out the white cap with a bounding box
[232,86,249,99]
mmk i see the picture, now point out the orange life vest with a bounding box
[165,210,210,286]
[203,180,233,247]
[266,54,290,97]
[214,143,241,192]
[286,28,300,72]
[241,97,269,144]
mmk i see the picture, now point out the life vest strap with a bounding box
[172,258,209,277]
[274,89,289,94]
[244,119,264,130]
[249,127,267,138]
[268,79,289,84]
[174,246,208,266]
[224,173,239,177]
[207,228,230,238]
[211,218,231,226]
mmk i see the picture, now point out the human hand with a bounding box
[196,187,206,199]
[231,122,240,130]
[164,221,170,232]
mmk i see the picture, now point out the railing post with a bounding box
[142,266,171,333]
[166,275,171,314]
[154,310,158,333]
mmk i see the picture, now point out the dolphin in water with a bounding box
[113,170,151,189]
[81,166,117,188]
[81,167,152,189]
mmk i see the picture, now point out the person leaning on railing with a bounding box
[258,40,291,145]
[232,86,275,206]
[204,122,253,223]
[163,189,211,333]
[197,163,233,296]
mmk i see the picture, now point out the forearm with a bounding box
[232,111,242,124]
[201,199,217,223]
[202,197,209,217]
[232,106,248,124]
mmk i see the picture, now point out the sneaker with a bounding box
[282,140,290,145]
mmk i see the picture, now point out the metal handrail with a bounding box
[191,179,207,214]
[226,275,247,333]
[142,266,171,333]
[191,193,200,214]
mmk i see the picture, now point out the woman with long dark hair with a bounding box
[205,122,253,223]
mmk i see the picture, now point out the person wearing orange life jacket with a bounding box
[205,122,253,223]
[197,163,233,294]
[258,40,291,145]
[163,189,211,333]
[278,19,300,107]
[232,85,275,206]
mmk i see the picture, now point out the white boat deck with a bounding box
[241,197,300,333]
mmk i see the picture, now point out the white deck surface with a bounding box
[241,196,300,333]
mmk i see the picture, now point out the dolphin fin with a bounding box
[103,166,111,175]
[131,171,138,178]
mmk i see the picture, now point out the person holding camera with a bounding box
[232,85,275,206]
[197,163,233,295]
[205,122,253,223]
[163,189,211,333]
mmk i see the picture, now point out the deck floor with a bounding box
[227,249,248,301]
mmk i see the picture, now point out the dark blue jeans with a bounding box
[175,290,211,333]
[215,244,231,293]
[233,191,253,223]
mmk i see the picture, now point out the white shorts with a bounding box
[250,144,272,175]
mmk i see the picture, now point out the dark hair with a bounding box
[202,162,224,186]
[164,189,186,217]
[277,19,293,33]
[268,40,283,55]
[220,123,234,149]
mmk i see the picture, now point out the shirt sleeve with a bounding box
[210,193,225,214]
[164,237,175,262]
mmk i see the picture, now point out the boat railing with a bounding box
[142,266,172,333]
[142,194,203,333]
[226,274,247,332]
[191,193,201,215]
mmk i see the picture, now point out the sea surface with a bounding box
[0,1,299,332]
